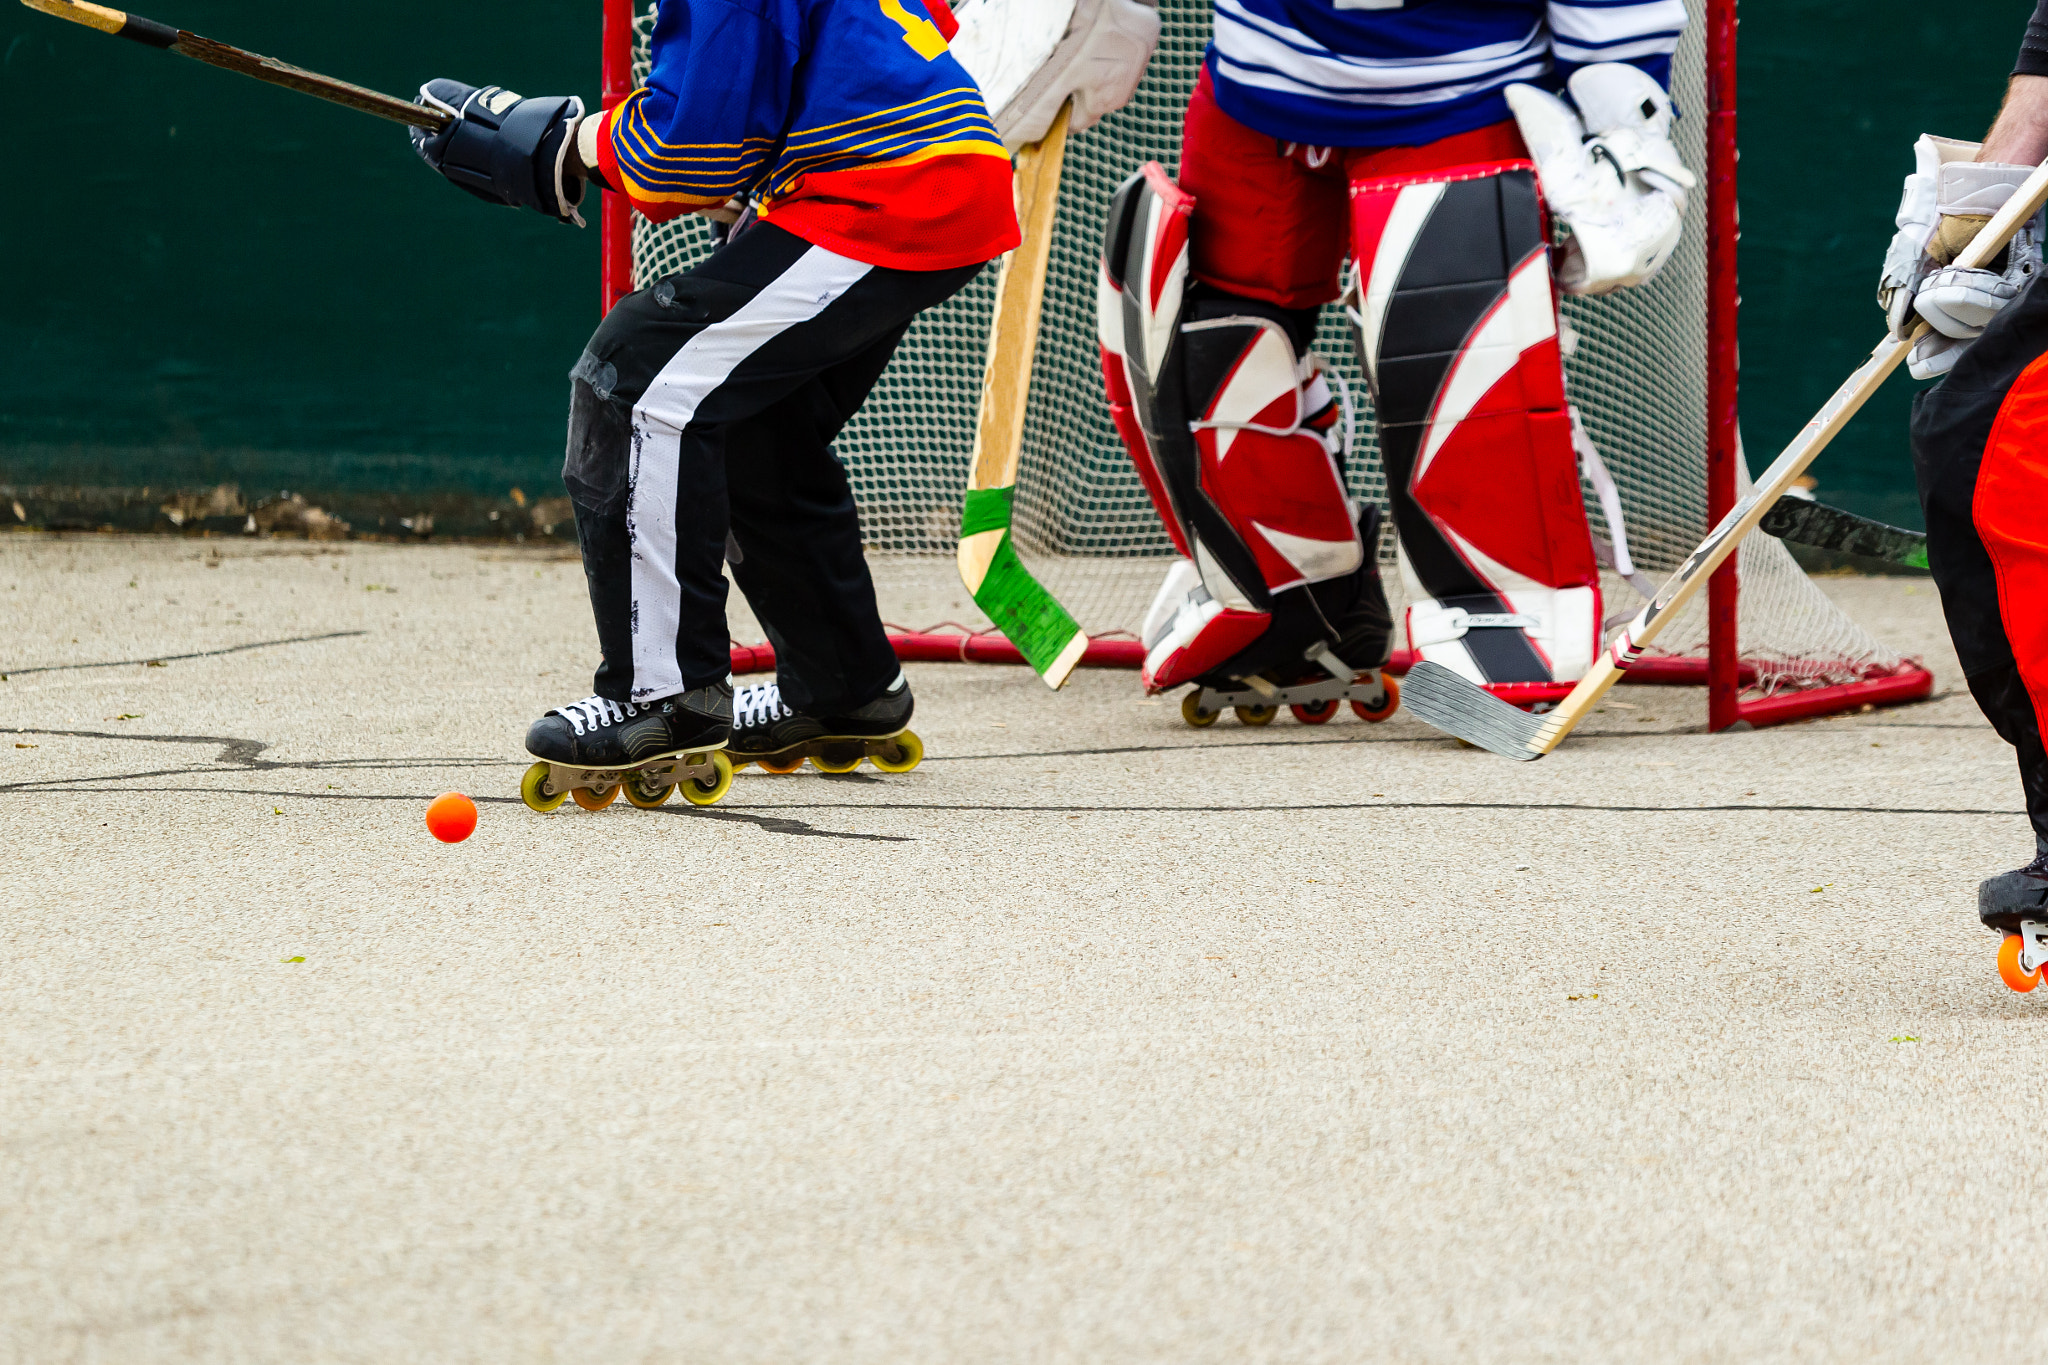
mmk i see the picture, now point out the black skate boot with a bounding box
[1984,839,2048,993]
[519,683,735,812]
[729,672,923,775]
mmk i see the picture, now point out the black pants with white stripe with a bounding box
[562,223,983,715]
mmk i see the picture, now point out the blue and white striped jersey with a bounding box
[1206,0,1687,147]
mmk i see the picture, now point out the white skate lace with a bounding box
[550,695,636,736]
[733,681,793,730]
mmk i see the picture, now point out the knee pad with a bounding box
[1101,165,1365,624]
[1349,161,1602,685]
[564,350,634,517]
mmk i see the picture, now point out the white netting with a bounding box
[629,1,1907,692]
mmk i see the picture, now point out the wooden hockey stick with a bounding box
[957,99,1091,690]
[1760,495,1928,571]
[1403,154,2048,760]
[19,0,448,131]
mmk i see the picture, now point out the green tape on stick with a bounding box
[960,485,1013,539]
[972,530,1084,678]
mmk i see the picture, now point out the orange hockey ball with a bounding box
[425,791,478,843]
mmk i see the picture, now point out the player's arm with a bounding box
[410,0,790,228]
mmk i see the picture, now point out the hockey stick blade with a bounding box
[1759,496,1928,570]
[1400,662,1548,760]
[20,0,447,130]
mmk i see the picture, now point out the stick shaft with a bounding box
[966,100,1072,493]
[20,0,447,130]
[1528,154,2048,755]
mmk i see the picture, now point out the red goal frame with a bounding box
[596,0,1934,731]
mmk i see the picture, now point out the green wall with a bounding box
[0,0,2034,525]
[0,0,600,498]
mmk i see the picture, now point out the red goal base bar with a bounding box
[728,634,1935,732]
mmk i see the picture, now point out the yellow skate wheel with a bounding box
[520,761,568,813]
[869,729,924,774]
[1235,703,1277,727]
[1181,691,1218,728]
[1351,673,1401,723]
[1998,933,2042,993]
[572,783,619,811]
[622,769,674,809]
[755,753,806,775]
[679,750,735,807]
[809,744,864,774]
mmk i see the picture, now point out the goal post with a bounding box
[598,0,1935,730]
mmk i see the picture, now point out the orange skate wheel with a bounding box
[755,753,806,775]
[1998,933,2041,993]
[1351,674,1401,723]
[1290,698,1339,725]
[571,783,619,811]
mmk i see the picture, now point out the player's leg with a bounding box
[1911,280,2048,943]
[533,221,972,772]
[1348,132,1605,689]
[1100,73,1389,700]
[719,325,931,773]
[721,332,908,719]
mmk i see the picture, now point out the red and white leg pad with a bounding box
[1138,559,1270,691]
[1100,163,1365,694]
[1349,161,1603,685]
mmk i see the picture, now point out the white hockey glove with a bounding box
[1505,64,1698,295]
[1878,136,2046,379]
[951,0,1160,150]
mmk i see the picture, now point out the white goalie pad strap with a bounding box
[1568,406,1656,600]
[951,0,1162,150]
[1404,587,1599,683]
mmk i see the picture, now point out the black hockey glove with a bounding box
[412,79,587,226]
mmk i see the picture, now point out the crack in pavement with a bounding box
[0,630,368,678]
[6,729,2018,824]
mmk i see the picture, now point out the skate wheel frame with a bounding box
[1178,669,1398,728]
[521,750,734,812]
[868,730,924,774]
[809,744,865,774]
[743,730,925,776]
[1998,920,2048,993]
[679,750,735,805]
[520,761,569,813]
[1351,672,1400,723]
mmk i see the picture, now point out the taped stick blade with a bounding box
[1401,662,1547,760]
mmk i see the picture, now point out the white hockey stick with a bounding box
[1403,154,2048,759]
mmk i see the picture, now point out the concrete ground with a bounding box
[2,532,2043,1364]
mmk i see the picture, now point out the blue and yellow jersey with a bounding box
[594,0,1020,270]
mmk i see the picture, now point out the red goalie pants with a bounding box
[1912,275,2048,852]
[1177,68,1529,310]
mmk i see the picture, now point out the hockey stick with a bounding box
[18,0,448,131]
[1759,495,1928,571]
[957,99,1091,690]
[1403,154,2048,759]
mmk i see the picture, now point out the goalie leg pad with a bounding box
[1350,162,1602,685]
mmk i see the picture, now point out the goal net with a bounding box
[613,0,1918,703]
